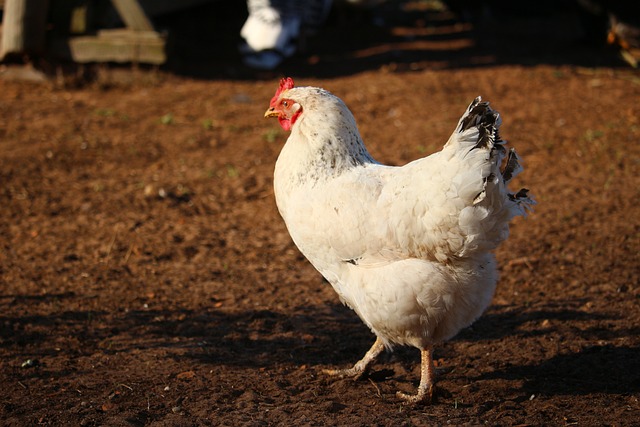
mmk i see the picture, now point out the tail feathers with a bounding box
[452,98,535,256]
[502,148,522,183]
[446,97,507,168]
[502,148,535,212]
[459,96,505,154]
[452,97,535,213]
[508,187,535,213]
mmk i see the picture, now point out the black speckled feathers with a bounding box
[461,97,531,206]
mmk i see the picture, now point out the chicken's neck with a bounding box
[312,133,373,172]
[280,129,374,189]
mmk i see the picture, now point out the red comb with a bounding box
[270,77,295,107]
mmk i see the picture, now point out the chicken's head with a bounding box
[264,77,301,131]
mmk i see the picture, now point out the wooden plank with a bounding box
[96,28,164,40]
[49,29,166,64]
[110,0,153,31]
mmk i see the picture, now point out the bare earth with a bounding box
[1,3,639,426]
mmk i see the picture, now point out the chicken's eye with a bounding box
[282,100,289,108]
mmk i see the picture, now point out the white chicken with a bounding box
[264,77,533,404]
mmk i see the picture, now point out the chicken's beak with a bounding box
[264,107,279,118]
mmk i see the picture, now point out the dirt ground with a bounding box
[1,2,639,426]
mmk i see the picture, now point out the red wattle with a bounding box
[278,109,301,132]
[278,117,291,131]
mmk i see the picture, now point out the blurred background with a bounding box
[1,0,639,80]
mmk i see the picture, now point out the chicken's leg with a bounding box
[323,337,385,380]
[397,346,435,404]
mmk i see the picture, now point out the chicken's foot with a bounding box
[397,346,435,404]
[323,337,385,380]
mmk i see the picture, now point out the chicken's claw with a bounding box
[396,383,435,405]
[323,366,367,380]
[322,338,385,381]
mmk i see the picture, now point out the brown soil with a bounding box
[1,3,639,426]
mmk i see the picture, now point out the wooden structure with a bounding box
[50,0,167,65]
[1,0,49,59]
[0,0,215,64]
